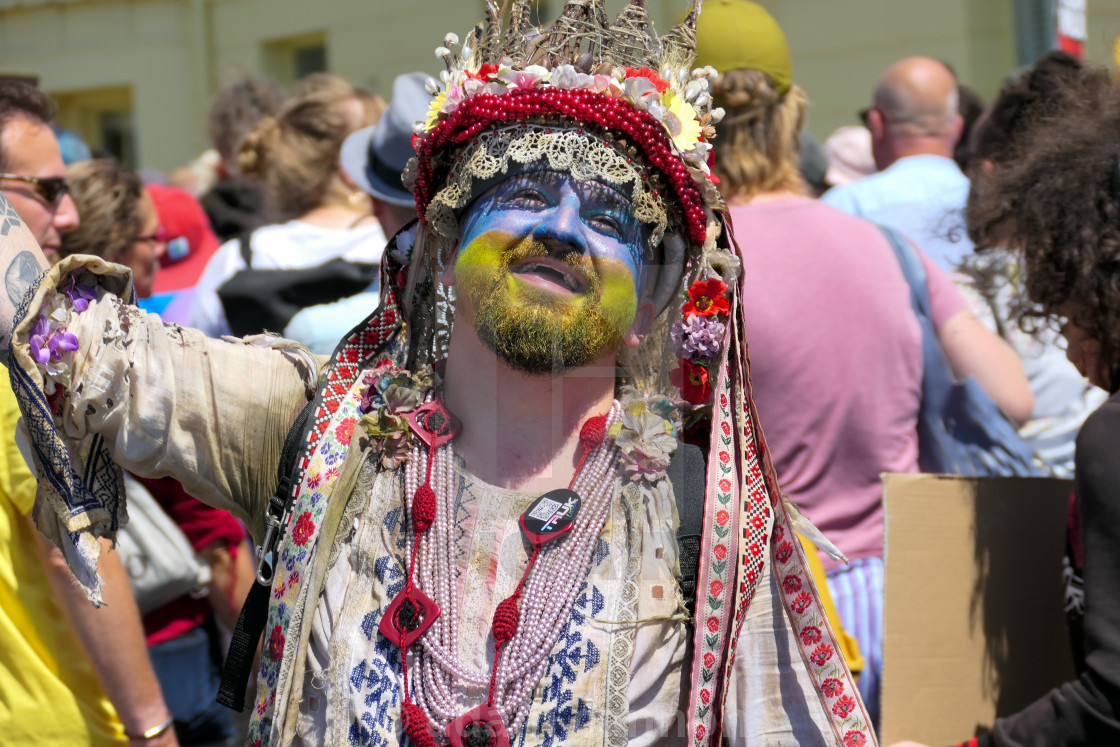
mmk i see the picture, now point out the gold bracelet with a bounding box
[126,715,174,741]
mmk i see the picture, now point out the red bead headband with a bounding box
[413,86,709,246]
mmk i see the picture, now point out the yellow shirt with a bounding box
[0,379,127,745]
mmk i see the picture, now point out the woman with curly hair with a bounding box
[896,63,1120,747]
[957,51,1108,478]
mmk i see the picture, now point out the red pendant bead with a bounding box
[380,586,441,649]
[412,484,437,533]
[447,704,509,747]
[578,413,608,452]
[491,595,521,645]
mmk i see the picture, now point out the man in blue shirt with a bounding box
[823,57,972,272]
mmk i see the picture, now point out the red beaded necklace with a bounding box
[381,398,612,747]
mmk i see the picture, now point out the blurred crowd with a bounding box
[1,1,1118,745]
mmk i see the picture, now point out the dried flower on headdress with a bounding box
[683,278,730,318]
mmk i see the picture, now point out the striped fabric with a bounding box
[826,556,884,730]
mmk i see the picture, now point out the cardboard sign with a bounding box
[879,474,1077,746]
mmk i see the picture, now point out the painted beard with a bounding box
[455,232,638,375]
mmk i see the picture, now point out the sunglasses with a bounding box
[0,173,69,205]
[133,226,169,245]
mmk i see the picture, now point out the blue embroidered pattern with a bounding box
[524,583,604,746]
[347,611,405,747]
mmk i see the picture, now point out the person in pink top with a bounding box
[695,0,1034,728]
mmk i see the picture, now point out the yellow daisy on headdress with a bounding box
[661,91,703,153]
[425,90,448,130]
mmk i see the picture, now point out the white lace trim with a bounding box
[427,125,669,248]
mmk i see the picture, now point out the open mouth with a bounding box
[510,258,589,295]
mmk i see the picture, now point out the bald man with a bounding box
[823,56,974,272]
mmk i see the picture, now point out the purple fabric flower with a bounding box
[671,315,726,360]
[30,316,52,364]
[30,316,78,365]
[63,275,96,313]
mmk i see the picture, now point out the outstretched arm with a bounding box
[0,193,50,366]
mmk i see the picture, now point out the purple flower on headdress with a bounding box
[671,315,726,360]
[30,316,78,366]
[63,275,96,313]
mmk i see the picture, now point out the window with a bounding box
[263,32,328,88]
[51,86,136,168]
[1014,0,1056,66]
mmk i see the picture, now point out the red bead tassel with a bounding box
[402,701,437,747]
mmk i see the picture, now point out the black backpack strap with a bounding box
[237,229,254,269]
[667,443,705,617]
[217,397,316,712]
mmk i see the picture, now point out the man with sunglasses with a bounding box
[0,80,179,745]
[0,82,79,265]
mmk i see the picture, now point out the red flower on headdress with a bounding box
[468,63,500,81]
[625,67,670,93]
[683,278,730,318]
[843,731,868,747]
[671,358,711,404]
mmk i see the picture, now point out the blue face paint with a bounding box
[459,171,650,295]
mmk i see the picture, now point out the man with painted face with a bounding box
[0,3,876,746]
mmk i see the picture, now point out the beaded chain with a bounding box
[389,398,622,747]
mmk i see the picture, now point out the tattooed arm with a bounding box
[0,193,50,366]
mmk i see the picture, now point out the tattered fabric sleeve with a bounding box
[8,256,318,603]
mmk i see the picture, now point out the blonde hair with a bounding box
[60,159,146,262]
[710,69,808,201]
[238,80,383,216]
